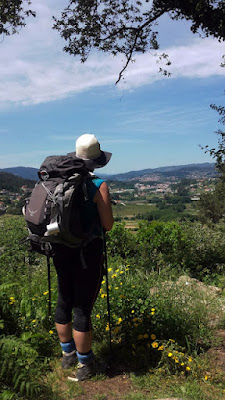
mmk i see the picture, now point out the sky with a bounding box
[0,0,224,175]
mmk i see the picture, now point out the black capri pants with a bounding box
[53,238,103,332]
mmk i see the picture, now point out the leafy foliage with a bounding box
[202,57,225,179]
[53,0,225,81]
[199,60,225,223]
[0,0,35,36]
[0,214,224,397]
[107,220,225,279]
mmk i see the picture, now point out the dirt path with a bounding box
[78,374,134,400]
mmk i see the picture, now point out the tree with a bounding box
[53,0,225,82]
[198,57,225,223]
[0,0,35,37]
[198,180,225,223]
[202,57,225,177]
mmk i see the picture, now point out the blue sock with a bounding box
[60,339,76,354]
[77,350,94,365]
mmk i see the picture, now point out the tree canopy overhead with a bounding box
[53,0,225,82]
[0,0,35,36]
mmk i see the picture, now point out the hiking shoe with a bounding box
[61,351,77,369]
[68,359,107,381]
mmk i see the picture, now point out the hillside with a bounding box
[109,162,216,181]
[1,166,38,181]
[0,162,216,182]
[0,171,35,192]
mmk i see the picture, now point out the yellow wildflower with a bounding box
[49,330,54,334]
[175,358,179,363]
[108,268,112,272]
[186,366,191,371]
[106,324,110,331]
[131,310,135,314]
[168,352,173,357]
[101,293,107,298]
[150,334,156,340]
[132,285,135,288]
[32,320,36,323]
[43,291,49,295]
[117,318,123,324]
[120,271,124,274]
[9,297,14,300]
[158,346,164,351]
[151,341,159,348]
[101,280,105,284]
[116,269,120,272]
[204,375,208,381]
[115,287,119,290]
[181,362,184,366]
[188,357,193,362]
[151,311,155,315]
[32,298,36,301]
[151,308,155,312]
[112,274,117,278]
[169,339,175,343]
[96,314,100,319]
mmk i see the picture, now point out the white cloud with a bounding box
[0,0,224,108]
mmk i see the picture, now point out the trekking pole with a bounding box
[44,243,52,319]
[47,254,51,318]
[103,231,113,359]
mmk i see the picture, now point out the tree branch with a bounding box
[115,32,139,84]
[102,8,166,42]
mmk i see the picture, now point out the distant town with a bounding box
[0,163,217,216]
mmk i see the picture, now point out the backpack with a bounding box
[24,154,99,257]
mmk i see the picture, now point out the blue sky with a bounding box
[0,0,224,174]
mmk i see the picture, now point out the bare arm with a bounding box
[93,182,114,231]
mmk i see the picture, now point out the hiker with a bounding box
[52,133,114,381]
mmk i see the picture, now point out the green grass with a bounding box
[112,202,156,219]
[128,371,225,400]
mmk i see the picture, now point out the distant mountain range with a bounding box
[0,162,216,183]
[108,162,216,181]
[1,167,39,181]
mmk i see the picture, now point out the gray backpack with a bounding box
[24,154,98,256]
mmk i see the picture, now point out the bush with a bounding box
[107,220,225,279]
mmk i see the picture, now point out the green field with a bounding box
[112,202,156,219]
